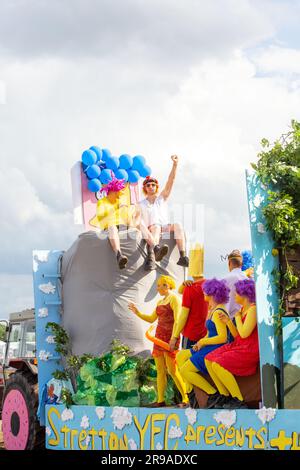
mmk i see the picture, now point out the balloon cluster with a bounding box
[81,146,152,193]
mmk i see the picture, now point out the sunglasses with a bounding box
[146,183,157,187]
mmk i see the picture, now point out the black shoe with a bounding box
[222,397,248,409]
[146,401,166,408]
[206,392,222,409]
[117,252,128,269]
[144,253,156,271]
[177,256,189,267]
[187,390,199,409]
[154,244,169,262]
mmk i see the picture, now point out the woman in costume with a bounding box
[128,275,188,407]
[176,278,231,407]
[205,278,259,409]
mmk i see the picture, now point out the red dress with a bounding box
[152,303,179,359]
[205,306,259,376]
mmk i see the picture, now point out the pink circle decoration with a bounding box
[2,389,30,450]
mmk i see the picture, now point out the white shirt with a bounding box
[139,194,169,227]
[224,268,247,319]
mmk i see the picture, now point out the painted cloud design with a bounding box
[257,223,266,234]
[111,407,133,430]
[128,439,138,450]
[61,408,74,422]
[185,407,197,425]
[213,410,237,428]
[95,407,105,420]
[168,426,183,439]
[38,307,48,317]
[46,335,55,344]
[255,407,276,425]
[38,282,56,294]
[38,350,52,361]
[80,415,90,429]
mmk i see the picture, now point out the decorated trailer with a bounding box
[1,140,300,451]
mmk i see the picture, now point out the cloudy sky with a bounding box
[0,0,300,317]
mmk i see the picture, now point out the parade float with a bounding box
[1,122,300,451]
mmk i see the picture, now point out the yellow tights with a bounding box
[154,354,188,403]
[176,349,217,395]
[205,359,243,401]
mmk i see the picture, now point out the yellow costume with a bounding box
[133,276,188,405]
[177,306,229,395]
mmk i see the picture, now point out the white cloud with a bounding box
[0,79,6,104]
[213,410,237,428]
[61,408,74,422]
[185,407,197,425]
[128,439,138,450]
[80,415,90,429]
[168,425,183,439]
[111,407,132,430]
[0,0,300,310]
[255,407,276,425]
[38,350,52,361]
[38,307,48,318]
[38,282,56,295]
[95,407,105,420]
[46,335,55,344]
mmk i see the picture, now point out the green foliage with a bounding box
[0,323,6,342]
[253,120,300,331]
[52,370,69,380]
[60,388,73,408]
[110,339,132,356]
[46,322,70,356]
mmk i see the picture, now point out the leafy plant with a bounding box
[252,120,300,330]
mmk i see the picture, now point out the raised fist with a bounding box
[171,155,179,164]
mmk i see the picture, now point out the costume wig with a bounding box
[100,176,126,195]
[202,278,230,304]
[157,275,176,290]
[235,279,256,303]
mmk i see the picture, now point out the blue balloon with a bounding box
[119,154,133,170]
[132,155,146,172]
[88,178,102,192]
[127,169,140,183]
[114,169,128,181]
[106,156,119,172]
[89,146,102,161]
[82,149,97,166]
[101,148,112,161]
[100,169,114,184]
[138,164,152,177]
[86,164,101,179]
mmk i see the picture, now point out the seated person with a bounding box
[205,279,258,409]
[96,176,158,270]
[176,279,231,404]
[139,155,189,270]
[128,275,188,407]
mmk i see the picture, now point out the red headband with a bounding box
[143,176,158,186]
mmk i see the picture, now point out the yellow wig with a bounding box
[157,275,176,290]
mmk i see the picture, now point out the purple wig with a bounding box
[100,176,126,195]
[235,279,256,303]
[202,278,230,304]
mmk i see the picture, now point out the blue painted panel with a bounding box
[245,171,281,406]
[32,250,64,426]
[45,405,300,451]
